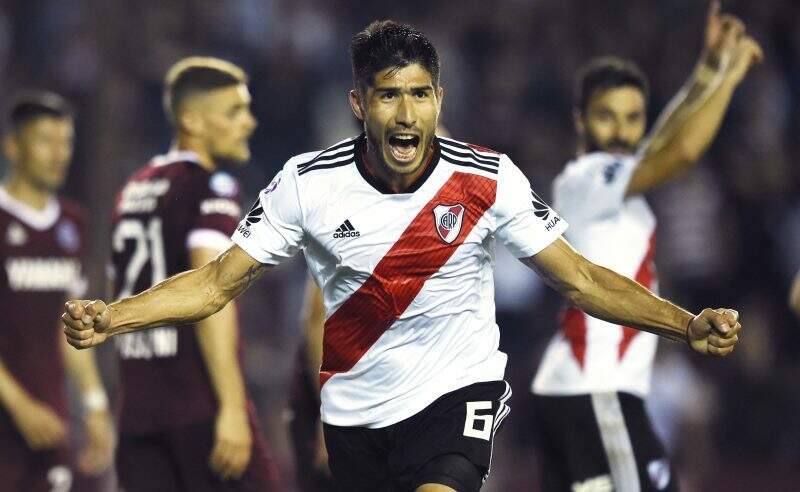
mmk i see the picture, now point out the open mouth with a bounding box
[387,134,421,163]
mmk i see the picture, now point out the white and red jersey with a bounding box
[533,152,657,398]
[233,134,567,428]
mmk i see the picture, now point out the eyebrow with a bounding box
[374,85,434,92]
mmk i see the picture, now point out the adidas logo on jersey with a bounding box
[333,220,360,238]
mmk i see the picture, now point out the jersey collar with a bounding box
[354,134,441,195]
[0,186,60,230]
[150,150,202,168]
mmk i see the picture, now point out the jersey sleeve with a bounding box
[553,152,639,222]
[187,171,242,252]
[494,154,568,258]
[231,162,305,265]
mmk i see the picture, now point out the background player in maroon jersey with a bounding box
[108,57,277,491]
[0,91,113,491]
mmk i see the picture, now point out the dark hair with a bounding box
[7,90,73,131]
[163,57,248,122]
[350,20,440,94]
[575,56,649,114]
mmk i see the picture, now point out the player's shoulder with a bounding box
[437,135,504,177]
[290,134,362,179]
[563,151,636,176]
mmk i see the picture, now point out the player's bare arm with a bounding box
[301,281,331,474]
[0,357,67,450]
[522,238,741,356]
[62,244,268,349]
[626,1,763,196]
[789,271,800,318]
[191,246,253,480]
[61,340,114,474]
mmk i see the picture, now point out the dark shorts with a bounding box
[323,380,511,492]
[116,419,278,492]
[0,429,71,492]
[532,392,678,492]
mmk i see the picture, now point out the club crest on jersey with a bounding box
[6,222,27,246]
[433,204,465,244]
[56,220,80,253]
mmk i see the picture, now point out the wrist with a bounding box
[698,50,730,78]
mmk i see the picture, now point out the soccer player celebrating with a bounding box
[0,91,113,491]
[105,58,277,490]
[530,3,762,491]
[64,22,742,492]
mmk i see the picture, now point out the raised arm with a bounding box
[626,1,763,196]
[521,238,741,356]
[62,244,268,349]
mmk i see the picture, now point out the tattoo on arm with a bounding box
[244,264,265,290]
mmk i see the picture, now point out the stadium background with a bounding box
[2,0,799,489]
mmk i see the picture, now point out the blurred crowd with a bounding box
[1,0,799,489]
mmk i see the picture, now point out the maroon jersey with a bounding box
[0,187,87,432]
[110,151,243,434]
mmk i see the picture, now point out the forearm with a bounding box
[107,261,228,337]
[62,340,107,409]
[0,358,31,410]
[566,262,693,342]
[196,301,248,411]
[303,283,326,392]
[644,51,730,160]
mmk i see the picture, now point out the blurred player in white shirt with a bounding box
[531,3,762,491]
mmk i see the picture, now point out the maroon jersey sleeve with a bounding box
[186,171,242,252]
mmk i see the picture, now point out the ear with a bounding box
[3,134,19,163]
[176,109,205,137]
[573,110,585,135]
[348,90,365,122]
[436,86,444,113]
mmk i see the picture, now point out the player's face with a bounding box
[6,116,74,192]
[580,86,646,155]
[352,63,443,175]
[197,84,257,165]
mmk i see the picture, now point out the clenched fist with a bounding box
[687,308,741,356]
[62,300,112,349]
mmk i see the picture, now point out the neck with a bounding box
[363,140,433,193]
[173,135,217,172]
[3,172,52,210]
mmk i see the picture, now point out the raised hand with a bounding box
[62,300,111,349]
[726,36,764,85]
[687,308,742,356]
[704,0,745,68]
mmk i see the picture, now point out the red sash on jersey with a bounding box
[320,172,497,387]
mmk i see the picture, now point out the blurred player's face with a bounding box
[191,83,257,165]
[350,63,443,176]
[579,86,646,155]
[5,116,74,192]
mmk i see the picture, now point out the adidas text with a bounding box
[333,230,360,238]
